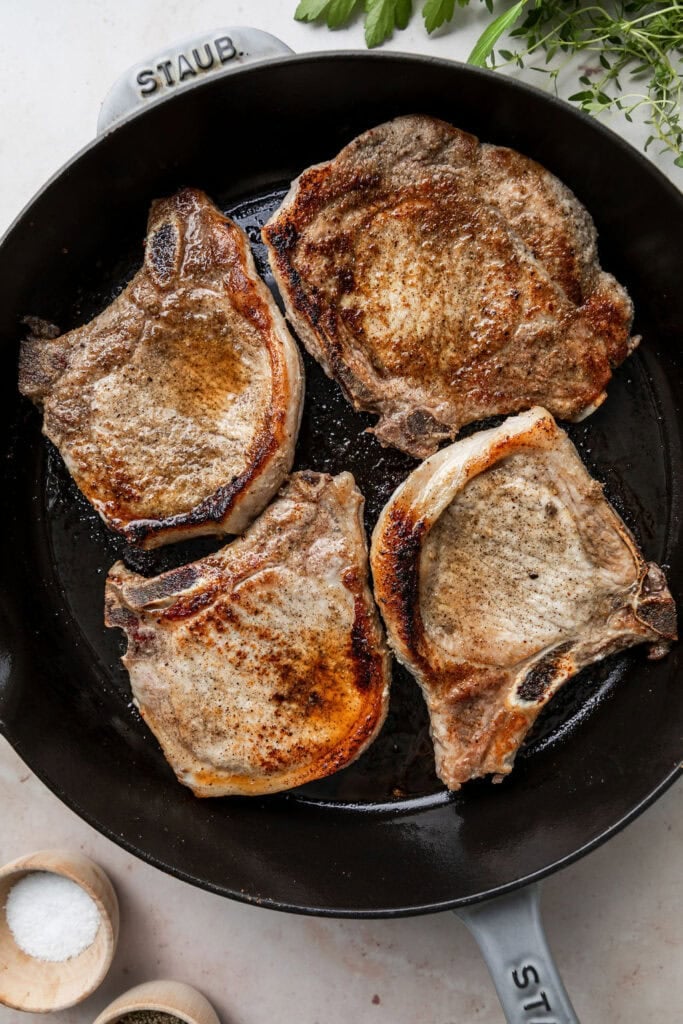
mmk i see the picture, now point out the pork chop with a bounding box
[19,188,303,548]
[105,471,390,796]
[370,408,676,789]
[264,115,636,458]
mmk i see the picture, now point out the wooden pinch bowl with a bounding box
[93,979,221,1024]
[0,848,119,1012]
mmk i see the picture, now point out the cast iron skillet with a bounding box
[1,30,682,1021]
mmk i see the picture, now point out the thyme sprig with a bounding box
[486,3,683,166]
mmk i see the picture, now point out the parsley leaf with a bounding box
[423,0,469,35]
[365,0,412,48]
[395,0,413,30]
[294,0,360,29]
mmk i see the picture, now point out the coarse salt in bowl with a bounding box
[6,871,102,962]
[0,848,119,1012]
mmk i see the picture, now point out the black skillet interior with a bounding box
[1,54,682,916]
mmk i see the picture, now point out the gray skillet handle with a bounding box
[98,27,293,134]
[455,884,580,1023]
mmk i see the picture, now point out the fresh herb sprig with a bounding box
[293,0,683,163]
[488,3,683,166]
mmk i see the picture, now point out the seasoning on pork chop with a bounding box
[264,115,636,458]
[19,188,303,548]
[370,408,676,790]
[105,471,390,797]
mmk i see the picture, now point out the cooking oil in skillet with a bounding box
[24,184,673,807]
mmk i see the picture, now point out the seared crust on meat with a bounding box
[19,188,304,547]
[264,116,636,458]
[370,409,676,789]
[105,471,390,797]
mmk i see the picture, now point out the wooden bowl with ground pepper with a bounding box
[93,980,220,1024]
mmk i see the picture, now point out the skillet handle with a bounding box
[455,883,580,1024]
[97,27,293,134]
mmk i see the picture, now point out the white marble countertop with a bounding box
[1,2,681,1022]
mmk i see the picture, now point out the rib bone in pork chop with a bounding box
[370,408,676,789]
[105,471,390,797]
[19,188,303,548]
[264,116,636,458]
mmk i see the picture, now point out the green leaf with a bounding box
[468,0,528,67]
[395,0,413,29]
[326,0,361,26]
[364,0,403,47]
[295,0,359,26]
[674,155,683,168]
[521,8,541,29]
[422,0,455,33]
[295,0,331,21]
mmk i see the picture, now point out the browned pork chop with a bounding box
[105,471,390,797]
[264,116,636,458]
[370,408,676,789]
[19,188,303,548]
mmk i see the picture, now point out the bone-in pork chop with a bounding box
[105,471,390,796]
[264,116,636,458]
[19,188,303,548]
[370,408,676,789]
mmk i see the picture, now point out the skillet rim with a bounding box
[1,49,682,917]
[2,50,682,253]
[5,732,681,917]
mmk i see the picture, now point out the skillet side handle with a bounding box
[455,883,580,1024]
[97,27,294,134]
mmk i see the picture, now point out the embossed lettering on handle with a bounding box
[455,884,580,1024]
[134,34,237,98]
[98,27,294,134]
[511,961,560,1022]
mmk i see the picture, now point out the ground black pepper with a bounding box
[119,1012,181,1024]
